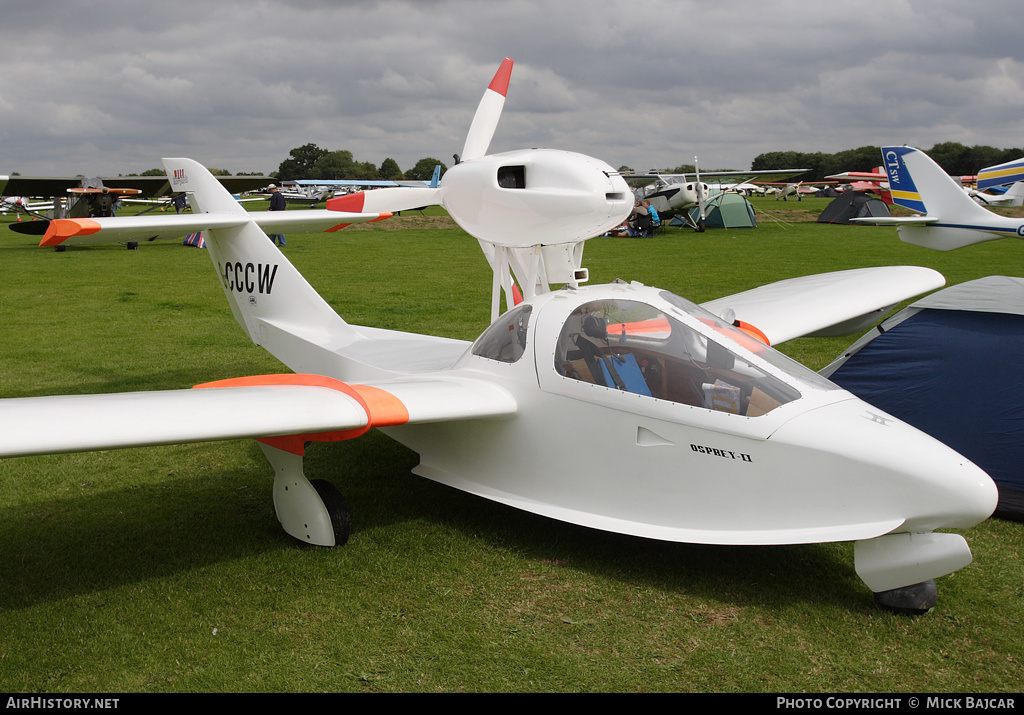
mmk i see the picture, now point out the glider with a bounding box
[0,62,998,614]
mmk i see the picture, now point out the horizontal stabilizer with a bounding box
[701,266,945,345]
[849,215,938,226]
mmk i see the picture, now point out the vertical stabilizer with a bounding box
[161,158,361,374]
[873,147,1024,251]
[883,146,991,221]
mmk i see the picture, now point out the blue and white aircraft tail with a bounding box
[852,146,1024,250]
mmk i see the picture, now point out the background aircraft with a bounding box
[851,145,1024,250]
[968,181,1024,207]
[624,166,808,230]
[0,61,999,614]
[964,156,1024,207]
[824,167,893,204]
[1,172,270,205]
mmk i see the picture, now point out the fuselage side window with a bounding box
[553,299,799,415]
[472,304,532,363]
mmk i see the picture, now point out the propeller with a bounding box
[326,58,633,320]
[461,57,513,162]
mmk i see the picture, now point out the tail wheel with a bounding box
[310,479,351,547]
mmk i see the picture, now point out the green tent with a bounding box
[676,192,757,229]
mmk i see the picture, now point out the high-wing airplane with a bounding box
[850,146,1024,250]
[5,172,275,247]
[1,172,270,204]
[0,63,998,614]
[624,166,808,230]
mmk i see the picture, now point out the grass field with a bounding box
[0,196,1021,693]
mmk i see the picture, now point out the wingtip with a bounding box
[488,57,514,97]
[39,218,102,247]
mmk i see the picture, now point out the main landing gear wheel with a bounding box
[873,579,937,615]
[310,478,351,547]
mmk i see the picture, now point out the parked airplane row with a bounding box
[0,59,1010,614]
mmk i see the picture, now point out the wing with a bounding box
[0,373,516,459]
[700,266,945,345]
[624,169,809,183]
[1,174,271,198]
[30,209,391,247]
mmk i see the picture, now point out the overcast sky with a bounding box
[3,0,1023,178]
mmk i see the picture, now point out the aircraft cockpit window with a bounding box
[554,299,800,416]
[472,304,532,363]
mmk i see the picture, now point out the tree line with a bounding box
[751,143,1024,182]
[128,143,445,181]
[273,143,445,182]
[127,140,1022,184]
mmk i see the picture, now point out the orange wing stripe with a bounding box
[350,384,410,427]
[193,374,410,455]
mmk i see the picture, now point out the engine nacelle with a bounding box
[441,148,633,248]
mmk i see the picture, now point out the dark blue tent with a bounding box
[821,276,1024,521]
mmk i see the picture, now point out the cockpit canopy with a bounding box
[552,294,827,416]
[471,304,532,363]
[469,286,837,418]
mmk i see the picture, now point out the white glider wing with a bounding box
[700,266,945,345]
[0,374,516,459]
[36,210,391,248]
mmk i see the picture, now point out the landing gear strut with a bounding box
[259,442,352,547]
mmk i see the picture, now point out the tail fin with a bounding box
[883,146,989,220]
[877,147,1020,250]
[1003,181,1024,206]
[162,158,361,375]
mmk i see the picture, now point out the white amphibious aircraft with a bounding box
[851,146,1024,249]
[1,64,999,614]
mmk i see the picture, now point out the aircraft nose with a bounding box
[770,398,998,533]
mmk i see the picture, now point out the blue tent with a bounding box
[821,276,1024,521]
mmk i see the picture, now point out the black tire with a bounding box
[873,579,937,615]
[310,478,351,547]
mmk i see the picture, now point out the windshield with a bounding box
[471,304,532,363]
[553,296,819,416]
[658,291,840,392]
